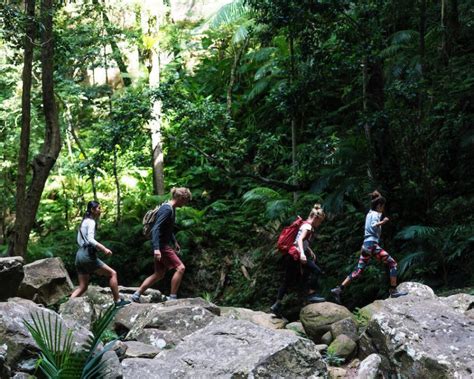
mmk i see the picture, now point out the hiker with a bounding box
[71,201,130,307]
[132,187,192,303]
[270,204,326,316]
[330,191,408,303]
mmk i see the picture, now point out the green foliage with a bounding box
[323,350,345,367]
[23,304,120,378]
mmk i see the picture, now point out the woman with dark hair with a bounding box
[330,191,408,303]
[71,201,130,307]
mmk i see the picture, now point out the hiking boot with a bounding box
[389,289,408,298]
[307,294,326,303]
[330,287,343,304]
[115,298,131,308]
[270,302,283,317]
[131,293,141,303]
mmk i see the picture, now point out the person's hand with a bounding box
[103,248,112,256]
[154,249,162,261]
[382,217,390,223]
[300,254,307,264]
[310,250,316,260]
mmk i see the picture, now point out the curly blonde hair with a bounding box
[171,187,192,202]
[309,203,326,219]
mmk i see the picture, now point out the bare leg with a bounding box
[170,264,185,296]
[71,274,90,298]
[95,265,120,302]
[137,266,166,295]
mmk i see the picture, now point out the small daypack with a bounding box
[277,216,305,254]
[142,206,161,239]
[142,203,173,239]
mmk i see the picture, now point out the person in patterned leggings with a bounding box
[330,191,408,303]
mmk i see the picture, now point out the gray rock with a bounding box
[328,366,347,379]
[116,302,216,346]
[440,293,474,313]
[358,282,474,378]
[109,340,128,360]
[124,341,161,358]
[134,329,173,349]
[122,317,327,378]
[285,321,305,335]
[330,316,358,341]
[18,258,73,306]
[59,297,95,329]
[356,353,381,379]
[397,282,435,299]
[0,256,24,301]
[221,306,287,329]
[12,373,34,379]
[328,334,357,360]
[321,331,333,345]
[0,300,90,370]
[300,302,353,343]
[101,349,122,379]
[0,343,11,378]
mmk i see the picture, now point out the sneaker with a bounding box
[131,293,141,303]
[115,298,131,308]
[166,295,178,301]
[270,302,283,317]
[389,289,408,298]
[330,287,342,304]
[307,294,326,303]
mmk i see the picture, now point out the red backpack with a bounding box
[277,216,306,254]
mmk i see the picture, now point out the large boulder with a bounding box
[356,353,382,379]
[328,334,357,360]
[59,297,96,329]
[358,282,474,378]
[330,317,358,341]
[300,302,354,343]
[115,299,217,348]
[17,258,73,305]
[0,299,90,371]
[221,306,287,330]
[123,341,161,359]
[0,256,24,301]
[122,317,327,378]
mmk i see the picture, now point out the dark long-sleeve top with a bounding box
[151,203,176,250]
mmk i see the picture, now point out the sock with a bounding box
[169,294,177,299]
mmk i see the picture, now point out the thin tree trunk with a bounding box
[113,146,121,222]
[9,0,62,257]
[289,33,297,202]
[227,39,249,117]
[8,0,35,257]
[144,2,166,195]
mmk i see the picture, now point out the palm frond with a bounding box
[395,225,437,241]
[265,199,292,220]
[390,29,419,45]
[232,25,249,45]
[243,187,282,204]
[209,0,249,28]
[398,250,427,277]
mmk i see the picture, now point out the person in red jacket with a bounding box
[271,204,326,316]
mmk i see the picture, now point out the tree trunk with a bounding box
[9,0,62,257]
[143,2,166,195]
[113,146,121,222]
[227,39,249,117]
[8,0,35,257]
[289,33,298,202]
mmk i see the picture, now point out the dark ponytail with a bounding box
[80,201,100,229]
[369,190,386,210]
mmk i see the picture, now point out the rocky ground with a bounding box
[1,256,473,378]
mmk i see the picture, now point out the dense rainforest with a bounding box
[0,0,473,313]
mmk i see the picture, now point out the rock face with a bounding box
[328,334,357,360]
[115,298,218,348]
[300,302,354,343]
[122,317,327,378]
[18,257,73,305]
[221,306,287,330]
[356,353,382,379]
[330,317,358,341]
[0,299,90,372]
[0,256,24,301]
[359,282,474,378]
[59,297,95,329]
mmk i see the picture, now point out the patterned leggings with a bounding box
[347,241,397,281]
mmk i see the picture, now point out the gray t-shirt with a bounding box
[77,218,98,247]
[364,210,382,243]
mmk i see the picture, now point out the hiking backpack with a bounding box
[142,206,161,239]
[277,216,305,254]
